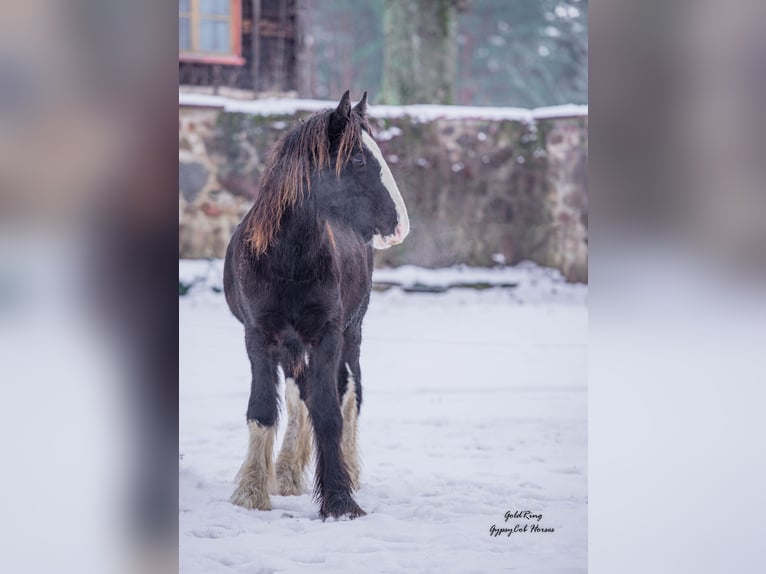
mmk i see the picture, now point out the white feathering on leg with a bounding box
[230,421,276,510]
[275,377,313,496]
[341,363,361,490]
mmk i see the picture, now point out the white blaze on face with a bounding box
[361,130,410,249]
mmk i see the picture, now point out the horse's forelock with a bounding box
[246,109,368,255]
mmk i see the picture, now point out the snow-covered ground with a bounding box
[180,262,587,573]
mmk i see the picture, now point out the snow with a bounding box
[375,126,403,141]
[179,92,588,123]
[180,259,587,305]
[180,262,587,573]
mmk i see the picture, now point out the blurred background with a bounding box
[180,0,587,107]
[178,0,589,283]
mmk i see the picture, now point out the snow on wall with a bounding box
[179,92,588,123]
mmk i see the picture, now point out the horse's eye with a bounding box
[352,153,366,166]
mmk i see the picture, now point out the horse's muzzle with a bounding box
[373,223,408,250]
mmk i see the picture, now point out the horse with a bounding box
[223,91,409,520]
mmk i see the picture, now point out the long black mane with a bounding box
[246,107,371,255]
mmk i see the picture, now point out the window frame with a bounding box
[179,0,245,66]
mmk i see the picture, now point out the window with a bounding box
[179,0,244,65]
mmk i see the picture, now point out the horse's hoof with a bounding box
[230,483,271,511]
[319,494,366,521]
[276,470,305,496]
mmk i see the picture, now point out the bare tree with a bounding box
[382,0,467,104]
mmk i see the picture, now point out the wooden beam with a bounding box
[251,0,261,91]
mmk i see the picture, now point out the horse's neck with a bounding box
[269,201,327,277]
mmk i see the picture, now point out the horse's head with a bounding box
[317,91,410,249]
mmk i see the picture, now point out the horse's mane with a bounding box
[246,108,371,255]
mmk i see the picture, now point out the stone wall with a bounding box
[179,101,587,282]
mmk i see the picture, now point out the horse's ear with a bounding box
[352,91,368,116]
[336,90,351,117]
[329,90,351,140]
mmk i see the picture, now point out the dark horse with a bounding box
[223,91,409,520]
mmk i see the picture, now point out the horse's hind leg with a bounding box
[340,366,360,491]
[275,375,313,495]
[230,329,279,511]
[338,326,363,490]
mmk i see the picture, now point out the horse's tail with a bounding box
[279,326,306,379]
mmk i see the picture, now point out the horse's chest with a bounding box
[256,283,333,338]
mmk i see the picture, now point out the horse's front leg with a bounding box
[230,328,279,511]
[306,326,366,520]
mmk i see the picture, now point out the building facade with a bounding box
[179,0,299,94]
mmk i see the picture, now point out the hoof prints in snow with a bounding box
[189,526,243,539]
